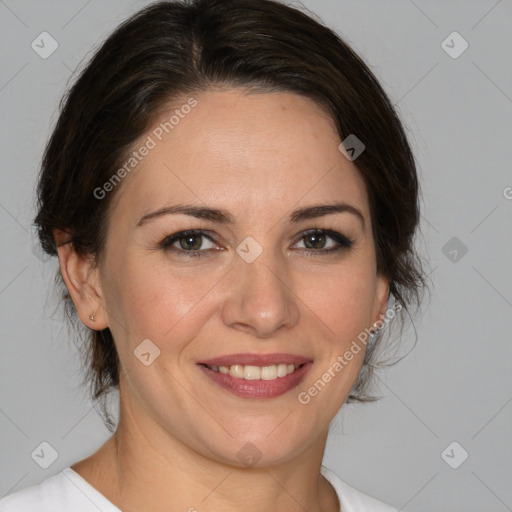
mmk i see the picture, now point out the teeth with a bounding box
[230,364,244,378]
[243,365,260,380]
[206,363,301,380]
[279,364,289,377]
[261,365,277,380]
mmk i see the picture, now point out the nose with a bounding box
[220,255,300,338]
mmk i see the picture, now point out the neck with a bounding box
[72,393,339,512]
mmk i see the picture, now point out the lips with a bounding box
[197,353,313,399]
[199,353,312,367]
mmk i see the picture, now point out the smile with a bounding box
[203,363,302,381]
[198,354,313,399]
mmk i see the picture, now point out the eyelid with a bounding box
[291,228,354,249]
[160,229,221,251]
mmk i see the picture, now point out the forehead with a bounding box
[112,89,370,220]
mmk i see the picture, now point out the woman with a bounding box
[0,0,426,510]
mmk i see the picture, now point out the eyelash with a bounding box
[159,228,354,258]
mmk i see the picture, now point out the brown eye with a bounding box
[293,229,354,253]
[160,230,217,254]
[178,233,203,251]
[303,232,327,249]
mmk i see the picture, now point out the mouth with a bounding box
[200,362,304,381]
[197,353,313,399]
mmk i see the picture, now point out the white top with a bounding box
[0,465,397,511]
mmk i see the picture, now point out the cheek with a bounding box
[103,254,223,350]
[297,264,376,339]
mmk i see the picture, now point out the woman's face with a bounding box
[94,89,389,466]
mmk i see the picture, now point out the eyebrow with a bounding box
[289,202,365,229]
[137,201,365,229]
[137,204,235,226]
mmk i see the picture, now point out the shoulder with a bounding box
[0,468,120,512]
[321,466,398,512]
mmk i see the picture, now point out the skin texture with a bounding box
[56,88,389,512]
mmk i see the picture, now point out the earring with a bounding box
[370,322,382,337]
[89,312,95,321]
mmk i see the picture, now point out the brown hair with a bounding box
[34,0,427,430]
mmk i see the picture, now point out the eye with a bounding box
[293,229,353,253]
[160,230,218,255]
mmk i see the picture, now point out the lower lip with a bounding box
[198,362,313,399]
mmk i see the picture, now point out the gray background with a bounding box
[1,1,511,510]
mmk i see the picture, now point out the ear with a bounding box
[370,273,390,333]
[54,229,108,330]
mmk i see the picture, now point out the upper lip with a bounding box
[199,353,313,367]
